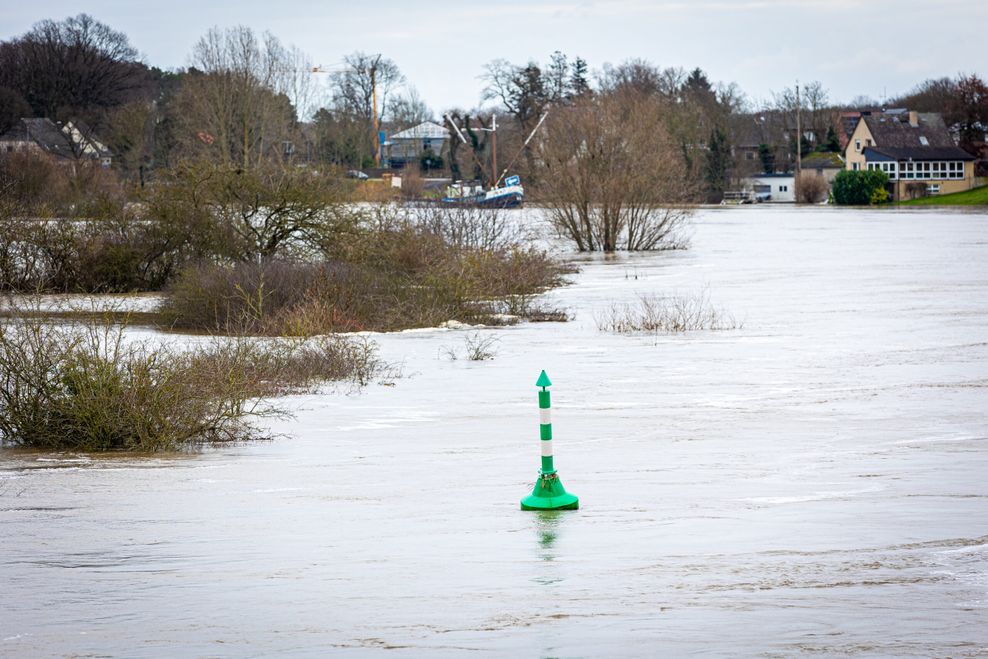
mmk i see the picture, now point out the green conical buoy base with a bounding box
[521,472,579,510]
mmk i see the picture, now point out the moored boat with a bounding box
[442,175,524,208]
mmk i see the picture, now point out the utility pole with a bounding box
[795,80,802,204]
[490,114,497,189]
[371,65,380,168]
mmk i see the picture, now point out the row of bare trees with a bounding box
[0,15,431,175]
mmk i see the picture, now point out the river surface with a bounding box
[2,206,987,657]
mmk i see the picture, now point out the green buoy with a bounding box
[521,370,579,511]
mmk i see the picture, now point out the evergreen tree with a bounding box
[758,143,775,174]
[822,125,840,153]
[705,128,730,202]
[569,57,590,98]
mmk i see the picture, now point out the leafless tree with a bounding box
[536,90,694,252]
[796,172,828,203]
[329,52,404,123]
[388,87,433,128]
[0,13,150,124]
[173,26,304,168]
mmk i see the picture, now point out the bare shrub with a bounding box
[0,151,69,214]
[536,90,695,251]
[162,212,571,335]
[596,290,739,334]
[0,212,195,293]
[404,205,519,251]
[440,332,499,361]
[797,172,829,204]
[0,151,128,219]
[463,332,499,361]
[399,167,425,199]
[161,259,329,333]
[0,316,383,451]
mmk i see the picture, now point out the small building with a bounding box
[0,117,112,167]
[844,111,977,200]
[800,151,844,186]
[386,121,449,169]
[742,173,795,202]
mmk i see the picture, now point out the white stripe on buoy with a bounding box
[539,408,551,425]
[540,440,553,456]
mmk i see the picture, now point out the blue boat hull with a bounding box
[441,192,523,208]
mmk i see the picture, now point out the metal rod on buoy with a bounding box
[521,370,579,511]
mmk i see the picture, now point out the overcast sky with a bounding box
[2,0,986,114]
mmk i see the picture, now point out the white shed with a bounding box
[743,174,795,202]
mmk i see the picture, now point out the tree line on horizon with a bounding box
[0,13,986,203]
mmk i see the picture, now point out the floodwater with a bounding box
[2,206,987,657]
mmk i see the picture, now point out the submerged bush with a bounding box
[161,211,571,334]
[0,317,382,451]
[596,291,739,334]
[0,212,206,293]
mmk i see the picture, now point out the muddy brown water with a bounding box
[2,206,987,657]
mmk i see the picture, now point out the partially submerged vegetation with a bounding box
[0,162,571,333]
[159,205,568,334]
[0,163,568,450]
[596,291,739,334]
[0,316,383,451]
[537,90,694,251]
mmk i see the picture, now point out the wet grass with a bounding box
[897,185,988,206]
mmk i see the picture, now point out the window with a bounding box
[779,185,788,192]
[919,136,929,146]
[853,162,860,171]
[865,139,872,147]
[927,184,940,194]
[745,151,755,160]
[897,161,965,180]
[855,139,861,152]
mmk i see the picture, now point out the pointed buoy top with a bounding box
[536,370,552,389]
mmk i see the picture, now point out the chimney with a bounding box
[909,111,919,127]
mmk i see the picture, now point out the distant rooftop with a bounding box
[862,112,954,149]
[391,122,449,140]
[863,146,975,162]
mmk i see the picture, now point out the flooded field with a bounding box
[2,206,987,657]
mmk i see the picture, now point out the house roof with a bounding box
[863,146,976,162]
[0,118,76,158]
[839,112,862,147]
[0,117,112,159]
[802,152,843,169]
[391,121,449,140]
[64,120,113,158]
[861,112,954,149]
[744,173,794,180]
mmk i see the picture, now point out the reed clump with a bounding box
[596,290,739,334]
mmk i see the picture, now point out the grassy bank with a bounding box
[898,185,988,206]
